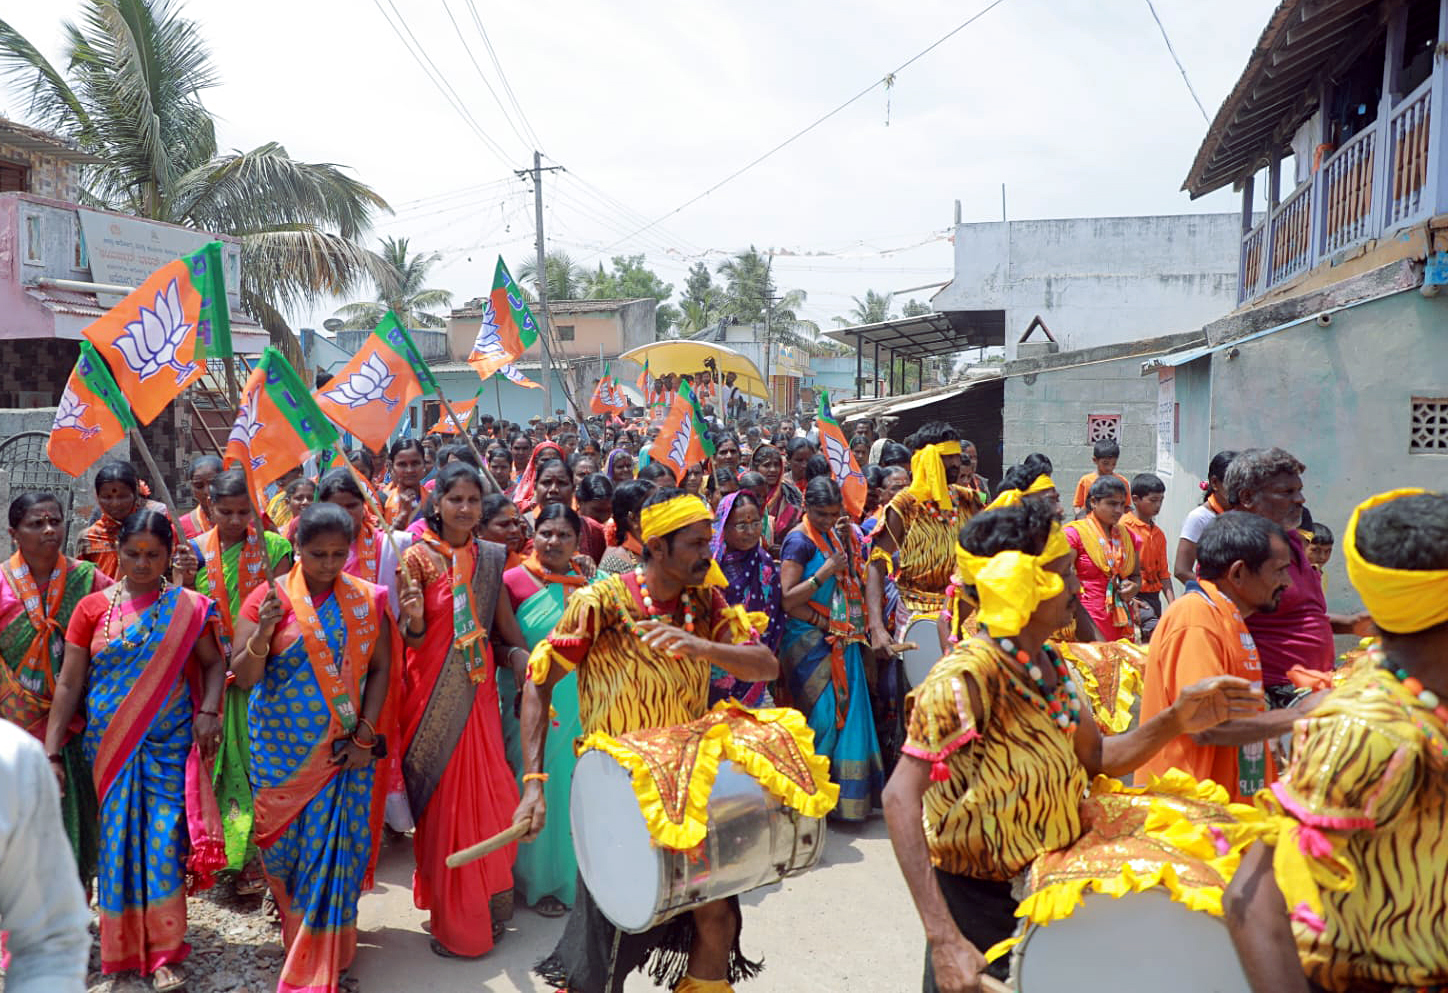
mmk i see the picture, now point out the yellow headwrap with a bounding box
[639,494,728,587]
[907,441,962,509]
[953,524,1072,637]
[983,474,1057,511]
[1344,488,1448,634]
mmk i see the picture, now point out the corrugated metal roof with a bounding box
[823,310,1004,358]
[24,285,262,327]
[0,118,104,164]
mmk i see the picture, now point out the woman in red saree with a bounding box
[1063,475,1142,642]
[233,504,406,993]
[398,463,531,958]
[749,444,803,552]
[48,510,226,992]
[511,441,566,514]
[78,462,169,581]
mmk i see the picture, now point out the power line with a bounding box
[440,0,532,152]
[1144,0,1210,123]
[463,0,546,152]
[578,0,1013,262]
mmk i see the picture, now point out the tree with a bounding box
[900,298,931,318]
[0,1,390,361]
[334,236,452,329]
[516,249,586,301]
[834,289,893,327]
[583,254,678,337]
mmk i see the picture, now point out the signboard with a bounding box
[1155,367,1175,478]
[77,208,243,311]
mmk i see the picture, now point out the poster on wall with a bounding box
[77,209,243,311]
[1156,367,1175,477]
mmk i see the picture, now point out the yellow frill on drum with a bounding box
[1053,640,1146,734]
[983,771,1276,963]
[576,702,841,851]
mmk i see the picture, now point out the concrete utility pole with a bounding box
[517,150,565,415]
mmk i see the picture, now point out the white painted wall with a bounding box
[933,214,1242,359]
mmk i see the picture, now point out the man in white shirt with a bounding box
[0,718,89,993]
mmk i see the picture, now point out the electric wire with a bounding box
[1144,0,1210,122]
[463,0,546,152]
[440,0,533,151]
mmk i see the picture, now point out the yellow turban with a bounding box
[984,474,1058,511]
[908,441,962,509]
[1344,488,1448,634]
[953,524,1072,637]
[639,494,728,587]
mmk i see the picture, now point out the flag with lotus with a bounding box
[816,391,866,520]
[467,257,540,379]
[314,311,436,452]
[47,341,138,478]
[227,348,338,511]
[496,362,542,389]
[429,396,479,435]
[647,380,713,483]
[81,241,232,425]
[590,363,627,415]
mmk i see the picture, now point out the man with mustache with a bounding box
[1136,511,1321,801]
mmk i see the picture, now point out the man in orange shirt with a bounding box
[1072,439,1132,517]
[1137,511,1318,801]
[1122,473,1174,641]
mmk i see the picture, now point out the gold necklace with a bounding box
[103,578,168,650]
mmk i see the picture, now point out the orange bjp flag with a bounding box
[47,342,138,478]
[816,391,866,520]
[314,313,428,453]
[226,348,339,511]
[647,381,707,484]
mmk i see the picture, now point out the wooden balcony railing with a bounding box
[1239,221,1266,303]
[1268,181,1313,285]
[1322,127,1377,255]
[1387,76,1433,228]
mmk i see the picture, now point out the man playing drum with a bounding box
[1225,489,1448,993]
[882,499,1263,992]
[514,488,779,993]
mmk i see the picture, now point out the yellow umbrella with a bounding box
[617,340,769,400]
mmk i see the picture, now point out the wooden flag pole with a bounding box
[435,391,503,495]
[223,355,240,409]
[129,427,181,516]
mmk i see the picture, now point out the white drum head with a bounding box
[571,750,664,932]
[1012,890,1251,993]
[901,616,944,688]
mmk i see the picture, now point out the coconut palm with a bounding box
[834,289,894,327]
[516,249,586,301]
[334,236,452,329]
[0,0,389,361]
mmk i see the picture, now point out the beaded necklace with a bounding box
[103,578,168,650]
[633,566,695,634]
[1369,643,1448,759]
[990,633,1082,734]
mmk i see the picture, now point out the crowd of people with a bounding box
[0,398,1443,993]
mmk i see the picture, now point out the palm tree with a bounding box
[834,289,894,327]
[516,249,586,301]
[334,236,452,329]
[0,0,389,362]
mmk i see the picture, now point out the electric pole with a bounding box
[517,151,564,416]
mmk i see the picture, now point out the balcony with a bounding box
[1238,73,1439,304]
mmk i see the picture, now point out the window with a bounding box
[1410,397,1448,453]
[556,324,575,341]
[0,161,26,193]
[1087,413,1121,443]
[23,215,42,263]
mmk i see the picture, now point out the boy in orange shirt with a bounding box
[1122,473,1173,641]
[1072,439,1132,517]
[1137,511,1319,801]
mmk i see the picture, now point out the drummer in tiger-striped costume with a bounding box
[866,422,985,658]
[883,498,1262,992]
[1225,488,1448,993]
[514,488,778,993]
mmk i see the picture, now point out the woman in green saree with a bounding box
[501,503,591,916]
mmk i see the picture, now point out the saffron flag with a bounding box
[81,241,232,425]
[496,362,542,389]
[226,348,339,511]
[429,399,478,435]
[590,363,627,415]
[816,391,866,520]
[315,312,432,452]
[636,354,650,392]
[647,380,710,484]
[47,341,138,478]
[468,257,541,379]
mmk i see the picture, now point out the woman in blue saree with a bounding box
[232,504,403,993]
[778,478,884,822]
[48,510,226,992]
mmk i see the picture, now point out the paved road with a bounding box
[349,816,925,992]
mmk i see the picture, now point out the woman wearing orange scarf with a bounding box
[78,462,168,580]
[501,505,593,917]
[1174,450,1238,586]
[1063,475,1141,641]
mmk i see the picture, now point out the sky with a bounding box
[1,0,1276,333]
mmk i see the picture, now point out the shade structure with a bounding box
[617,341,769,399]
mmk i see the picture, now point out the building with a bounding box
[1148,0,1448,611]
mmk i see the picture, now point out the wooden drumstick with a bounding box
[886,641,919,655]
[445,821,529,868]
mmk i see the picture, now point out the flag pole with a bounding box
[128,427,193,585]
[435,391,502,495]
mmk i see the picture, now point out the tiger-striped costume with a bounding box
[876,486,985,624]
[902,637,1088,879]
[1254,663,1448,992]
[528,571,757,736]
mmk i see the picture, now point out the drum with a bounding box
[900,615,945,688]
[572,751,826,933]
[1007,780,1255,993]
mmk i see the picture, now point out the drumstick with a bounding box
[886,641,919,654]
[445,821,530,868]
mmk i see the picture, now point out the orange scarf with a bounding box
[1206,493,1227,515]
[1067,515,1137,627]
[799,517,867,729]
[282,564,375,733]
[350,519,381,583]
[199,524,268,643]
[419,527,489,682]
[0,553,66,732]
[521,552,587,589]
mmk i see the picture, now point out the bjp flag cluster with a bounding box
[226,348,339,510]
[468,257,541,380]
[315,311,437,452]
[589,363,628,415]
[47,341,138,478]
[647,380,714,483]
[816,391,866,520]
[81,241,232,425]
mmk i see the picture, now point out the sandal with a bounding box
[533,896,569,918]
[153,964,186,992]
[235,861,267,897]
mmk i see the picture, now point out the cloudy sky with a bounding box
[3,0,1275,330]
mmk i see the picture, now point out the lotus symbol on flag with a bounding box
[823,432,865,489]
[667,419,691,467]
[229,396,266,469]
[53,388,99,441]
[323,353,399,410]
[112,279,196,384]
[471,302,507,360]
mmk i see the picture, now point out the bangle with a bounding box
[245,636,268,657]
[522,772,549,784]
[404,622,425,638]
[199,709,219,717]
[809,574,821,589]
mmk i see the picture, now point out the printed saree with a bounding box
[708,492,783,707]
[79,586,223,976]
[246,570,387,993]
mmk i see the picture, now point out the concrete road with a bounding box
[349,817,925,992]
